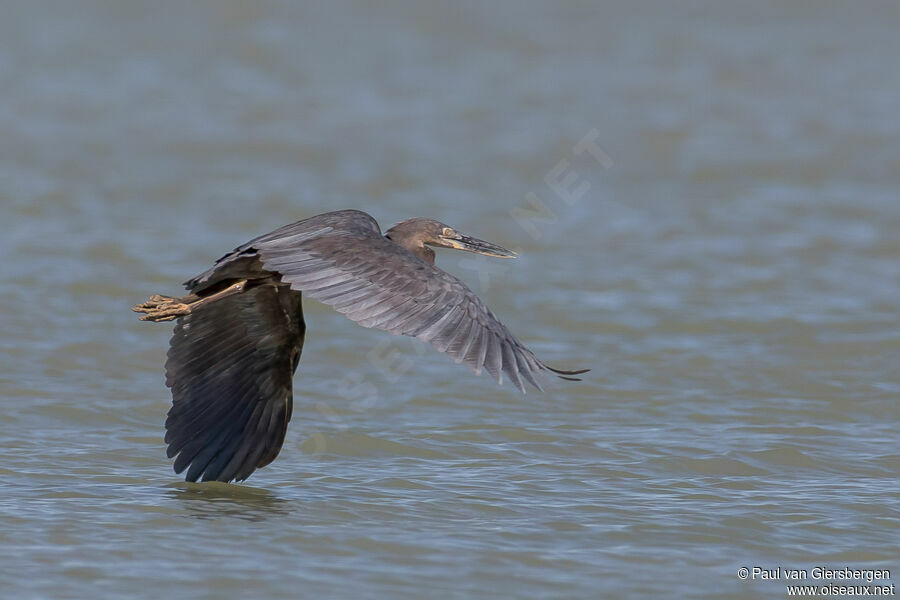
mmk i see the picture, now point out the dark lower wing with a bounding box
[163,283,305,482]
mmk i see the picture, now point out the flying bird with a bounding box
[134,209,587,483]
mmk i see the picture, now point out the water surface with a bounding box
[2,2,899,598]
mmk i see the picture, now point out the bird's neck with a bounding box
[415,246,436,264]
[386,235,435,264]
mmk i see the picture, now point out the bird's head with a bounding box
[385,218,517,263]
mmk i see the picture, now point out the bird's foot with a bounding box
[134,281,248,322]
[133,294,193,322]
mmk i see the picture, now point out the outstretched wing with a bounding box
[190,209,585,393]
[164,283,305,482]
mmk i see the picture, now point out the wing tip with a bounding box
[544,365,590,382]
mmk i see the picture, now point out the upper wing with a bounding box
[164,283,305,482]
[193,209,584,393]
[184,209,380,294]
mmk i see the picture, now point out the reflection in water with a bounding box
[166,482,293,521]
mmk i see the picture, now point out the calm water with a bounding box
[2,2,899,598]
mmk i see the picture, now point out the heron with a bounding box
[134,209,587,483]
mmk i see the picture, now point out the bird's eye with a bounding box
[442,227,454,237]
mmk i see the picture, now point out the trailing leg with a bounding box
[133,280,248,322]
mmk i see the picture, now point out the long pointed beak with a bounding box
[440,234,517,258]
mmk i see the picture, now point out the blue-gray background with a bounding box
[1,2,898,598]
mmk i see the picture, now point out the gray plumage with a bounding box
[135,209,587,483]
